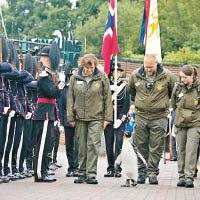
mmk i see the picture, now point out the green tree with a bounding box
[74,0,144,56]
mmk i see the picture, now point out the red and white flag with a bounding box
[101,0,119,75]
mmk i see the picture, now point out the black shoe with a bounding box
[149,177,158,185]
[27,169,34,176]
[1,176,10,183]
[7,173,19,181]
[74,176,87,184]
[177,180,185,187]
[115,171,122,178]
[104,171,115,177]
[194,169,198,178]
[49,163,58,171]
[137,175,146,184]
[55,162,62,168]
[24,171,33,178]
[35,176,56,183]
[73,170,79,177]
[0,178,3,184]
[66,171,74,177]
[170,157,177,161]
[86,177,98,184]
[185,181,194,188]
[48,170,55,176]
[14,173,26,179]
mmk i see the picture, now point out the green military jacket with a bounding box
[67,67,113,122]
[127,64,176,119]
[171,80,200,127]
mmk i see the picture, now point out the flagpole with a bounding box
[114,0,118,124]
[114,55,118,123]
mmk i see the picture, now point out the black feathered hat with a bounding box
[64,62,73,77]
[32,57,37,79]
[7,40,15,64]
[40,41,60,72]
[40,46,50,56]
[0,35,9,62]
[110,63,123,72]
[24,53,33,74]
[49,41,60,72]
[7,40,20,69]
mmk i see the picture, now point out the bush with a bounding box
[163,47,200,64]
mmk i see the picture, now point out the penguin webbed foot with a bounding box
[121,179,131,187]
[131,179,137,186]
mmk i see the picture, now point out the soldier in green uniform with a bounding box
[171,64,200,188]
[67,54,113,184]
[127,54,176,184]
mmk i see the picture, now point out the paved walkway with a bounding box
[0,144,200,200]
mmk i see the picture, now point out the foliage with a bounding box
[74,0,144,56]
[163,47,200,64]
[1,0,200,63]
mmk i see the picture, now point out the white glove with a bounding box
[110,85,118,92]
[113,119,122,129]
[58,81,65,90]
[3,107,10,114]
[121,115,127,122]
[59,125,64,133]
[9,110,16,118]
[54,120,58,126]
[26,112,32,119]
[59,71,66,82]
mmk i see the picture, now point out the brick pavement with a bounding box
[0,144,200,200]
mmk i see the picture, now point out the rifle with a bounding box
[0,37,2,62]
[19,43,24,70]
[164,111,173,164]
[37,61,42,77]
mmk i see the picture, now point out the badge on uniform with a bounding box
[194,100,198,105]
[95,83,100,88]
[178,93,184,98]
[77,81,83,85]
[135,82,140,87]
[157,85,163,90]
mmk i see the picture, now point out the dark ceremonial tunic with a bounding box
[33,70,62,179]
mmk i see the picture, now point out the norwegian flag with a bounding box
[101,0,119,75]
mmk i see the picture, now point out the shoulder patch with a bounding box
[39,71,48,78]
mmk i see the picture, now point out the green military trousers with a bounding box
[75,120,103,178]
[175,126,200,182]
[135,115,168,178]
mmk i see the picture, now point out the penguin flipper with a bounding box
[115,153,122,167]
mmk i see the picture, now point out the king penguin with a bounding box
[115,136,138,187]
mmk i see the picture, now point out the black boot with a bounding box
[104,170,115,177]
[74,176,87,184]
[86,177,98,184]
[137,175,146,184]
[149,177,158,185]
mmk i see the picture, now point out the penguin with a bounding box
[115,134,146,187]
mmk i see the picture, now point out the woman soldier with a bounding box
[171,64,200,188]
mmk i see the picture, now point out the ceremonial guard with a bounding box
[104,63,130,178]
[25,57,38,174]
[18,53,36,177]
[2,41,25,181]
[32,42,65,182]
[0,35,13,183]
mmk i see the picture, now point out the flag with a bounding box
[140,0,162,63]
[101,0,119,75]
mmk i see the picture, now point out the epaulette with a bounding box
[39,70,48,78]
